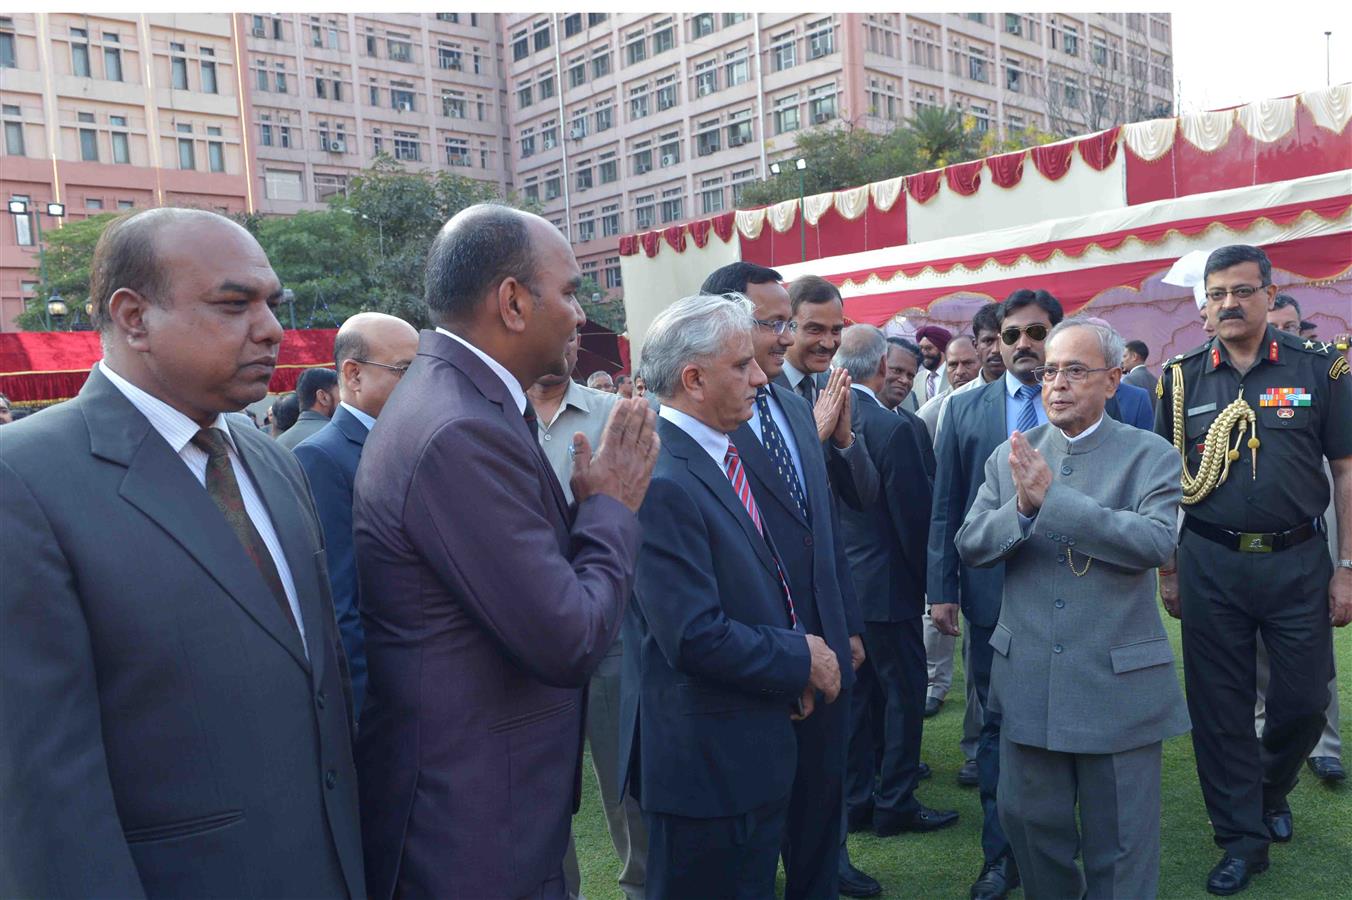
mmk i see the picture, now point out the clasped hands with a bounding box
[1009,430,1052,518]
[570,398,661,513]
[812,368,855,448]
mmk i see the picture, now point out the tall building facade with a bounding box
[2,12,1173,331]
[505,12,1174,290]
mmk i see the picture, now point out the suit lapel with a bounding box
[982,379,1008,451]
[660,421,776,575]
[230,422,325,685]
[332,405,368,449]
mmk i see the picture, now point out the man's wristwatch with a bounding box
[1338,559,1352,571]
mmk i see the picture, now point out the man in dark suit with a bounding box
[835,325,960,838]
[293,311,419,721]
[1122,339,1158,396]
[0,208,364,898]
[278,366,337,449]
[622,292,842,899]
[929,288,1064,900]
[353,205,658,900]
[701,262,876,898]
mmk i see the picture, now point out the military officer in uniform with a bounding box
[1155,244,1352,897]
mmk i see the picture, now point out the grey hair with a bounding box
[833,324,887,382]
[1048,319,1126,369]
[639,293,757,400]
[586,370,612,388]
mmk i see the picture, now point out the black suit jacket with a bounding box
[839,389,933,622]
[731,383,861,685]
[772,370,880,513]
[0,368,363,899]
[621,419,812,819]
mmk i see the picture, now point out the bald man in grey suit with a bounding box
[956,320,1190,899]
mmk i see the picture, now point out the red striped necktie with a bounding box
[723,441,798,629]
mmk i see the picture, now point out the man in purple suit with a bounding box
[353,204,660,899]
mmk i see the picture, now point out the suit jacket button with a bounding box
[1068,539,1076,546]
[803,535,813,547]
[1054,599,1065,609]
[1053,643,1064,653]
[316,690,327,710]
[1057,555,1065,565]
[1045,531,1055,539]
[325,769,337,790]
[1061,464,1072,475]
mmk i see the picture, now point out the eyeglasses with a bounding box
[1204,285,1268,302]
[1000,323,1050,345]
[1032,364,1114,383]
[755,318,798,336]
[353,358,410,377]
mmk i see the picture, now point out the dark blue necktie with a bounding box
[755,387,809,523]
[1015,383,1040,435]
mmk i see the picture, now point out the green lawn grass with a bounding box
[572,618,1351,898]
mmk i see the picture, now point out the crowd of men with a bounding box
[0,205,1348,900]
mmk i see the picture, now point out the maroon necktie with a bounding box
[723,442,797,629]
[192,428,296,630]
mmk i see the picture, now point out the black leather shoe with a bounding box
[846,801,874,833]
[1263,807,1293,843]
[1206,855,1268,895]
[874,804,959,836]
[970,856,1020,900]
[838,860,883,898]
[957,758,979,786]
[918,761,932,780]
[924,696,943,717]
[1307,755,1346,783]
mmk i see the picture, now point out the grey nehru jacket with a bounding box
[954,416,1191,754]
[537,380,620,505]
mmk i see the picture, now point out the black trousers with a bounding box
[967,619,1013,866]
[856,618,926,820]
[645,793,790,900]
[781,678,847,900]
[844,658,884,816]
[1179,527,1333,862]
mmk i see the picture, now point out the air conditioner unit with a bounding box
[729,134,748,147]
[813,111,832,124]
[398,101,411,112]
[252,27,266,38]
[660,153,675,166]
[569,125,585,140]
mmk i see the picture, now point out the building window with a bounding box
[533,21,551,52]
[700,180,725,214]
[264,169,304,201]
[394,131,419,161]
[773,95,800,134]
[256,66,268,92]
[575,165,593,190]
[439,44,462,71]
[2,104,23,156]
[512,30,529,61]
[772,33,796,71]
[110,115,130,163]
[807,19,835,59]
[695,60,718,97]
[392,88,415,111]
[538,74,555,101]
[656,74,677,111]
[387,36,412,62]
[723,14,747,26]
[601,205,620,236]
[625,32,646,66]
[969,47,988,83]
[589,13,608,27]
[696,122,721,156]
[444,137,470,166]
[0,19,17,68]
[598,154,618,183]
[544,176,560,200]
[13,196,34,244]
[520,132,535,157]
[280,125,292,149]
[260,123,272,146]
[576,216,594,242]
[660,188,683,223]
[1004,13,1022,37]
[177,124,196,170]
[629,86,649,120]
[592,50,611,79]
[652,21,675,55]
[725,49,749,86]
[117,199,134,209]
[604,258,622,289]
[442,91,466,118]
[523,182,539,203]
[595,103,613,132]
[171,45,189,89]
[78,112,98,160]
[632,145,653,175]
[71,27,90,77]
[727,110,753,146]
[692,14,715,39]
[200,50,217,93]
[103,38,123,82]
[658,133,680,167]
[808,85,838,124]
[1006,61,1023,93]
[634,195,655,230]
[541,122,557,149]
[563,14,583,37]
[275,69,288,93]
[82,197,103,210]
[517,83,533,109]
[207,126,224,172]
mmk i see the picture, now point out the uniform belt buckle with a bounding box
[1238,532,1274,553]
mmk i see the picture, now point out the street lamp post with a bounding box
[7,199,67,330]
[1326,31,1333,87]
[769,158,809,261]
[282,288,297,330]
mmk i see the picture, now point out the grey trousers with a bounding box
[563,647,648,900]
[923,611,984,759]
[1255,628,1342,759]
[998,735,1163,900]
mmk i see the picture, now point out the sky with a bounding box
[1170,4,1352,112]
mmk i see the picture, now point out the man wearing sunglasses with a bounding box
[1155,244,1352,896]
[293,312,420,722]
[929,287,1063,900]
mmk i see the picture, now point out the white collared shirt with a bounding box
[98,361,308,654]
[1061,414,1104,444]
[339,400,375,431]
[851,383,880,404]
[435,326,528,415]
[659,404,730,469]
[781,358,812,394]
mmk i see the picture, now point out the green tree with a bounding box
[14,212,118,331]
[578,275,626,334]
[253,210,371,328]
[905,105,982,168]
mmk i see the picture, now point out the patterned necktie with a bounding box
[1015,383,1040,435]
[522,400,540,440]
[724,442,798,629]
[754,387,809,523]
[927,370,938,400]
[191,428,296,630]
[797,375,816,407]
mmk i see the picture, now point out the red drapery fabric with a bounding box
[944,160,983,196]
[987,151,1026,188]
[906,170,942,204]
[618,235,639,256]
[1076,127,1119,171]
[662,225,687,253]
[1031,142,1076,180]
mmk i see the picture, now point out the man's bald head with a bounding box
[424,204,543,326]
[89,208,254,334]
[334,312,420,417]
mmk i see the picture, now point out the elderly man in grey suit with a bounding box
[955,319,1190,900]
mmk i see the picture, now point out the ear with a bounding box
[678,363,703,401]
[496,277,530,335]
[107,288,153,351]
[875,354,887,381]
[341,358,362,393]
[1106,366,1122,395]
